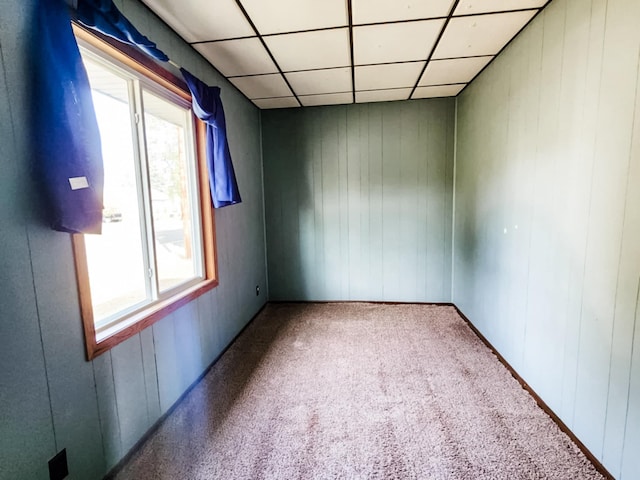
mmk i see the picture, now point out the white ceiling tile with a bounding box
[353,19,445,65]
[299,93,353,107]
[413,84,465,98]
[253,97,300,109]
[355,62,424,91]
[285,68,351,96]
[240,0,348,35]
[352,0,455,24]
[454,0,547,16]
[142,0,254,42]
[356,88,412,103]
[433,10,537,59]
[265,29,351,72]
[230,74,292,99]
[419,56,492,86]
[194,38,277,76]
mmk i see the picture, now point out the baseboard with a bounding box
[272,299,615,479]
[102,300,614,480]
[102,301,268,480]
[268,299,453,306]
[451,304,615,480]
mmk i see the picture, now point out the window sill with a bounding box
[86,278,218,360]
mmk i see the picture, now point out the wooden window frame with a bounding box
[72,25,218,361]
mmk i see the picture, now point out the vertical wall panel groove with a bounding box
[621,279,640,478]
[263,99,455,303]
[1,0,267,478]
[454,0,640,477]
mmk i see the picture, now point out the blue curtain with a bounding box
[181,69,242,208]
[31,0,104,234]
[76,0,169,62]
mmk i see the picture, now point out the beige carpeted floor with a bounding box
[113,303,604,479]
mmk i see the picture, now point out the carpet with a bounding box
[113,303,604,479]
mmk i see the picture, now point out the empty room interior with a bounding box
[1,0,639,479]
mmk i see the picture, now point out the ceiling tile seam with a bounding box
[456,7,546,98]
[354,59,425,68]
[252,95,297,100]
[352,16,447,28]
[408,0,462,100]
[347,0,355,104]
[186,9,545,46]
[261,25,348,38]
[300,92,351,97]
[250,83,469,100]
[355,85,459,92]
[451,7,546,19]
[190,25,349,45]
[431,54,495,62]
[350,8,543,27]
[228,67,351,79]
[253,91,353,100]
[234,0,301,106]
[225,55,496,79]
[190,35,256,45]
[398,82,467,89]
[137,0,256,103]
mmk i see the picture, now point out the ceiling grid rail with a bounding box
[142,0,555,108]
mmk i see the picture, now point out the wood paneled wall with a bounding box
[0,1,267,478]
[262,99,455,303]
[454,0,640,477]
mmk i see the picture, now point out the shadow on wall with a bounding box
[453,133,613,404]
[264,101,455,303]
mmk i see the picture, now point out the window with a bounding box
[72,26,217,360]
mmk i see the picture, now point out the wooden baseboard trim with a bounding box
[102,300,614,480]
[102,301,269,480]
[451,304,615,480]
[268,299,453,306]
[273,300,614,478]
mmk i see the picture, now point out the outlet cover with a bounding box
[49,449,68,480]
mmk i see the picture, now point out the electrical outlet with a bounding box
[49,449,68,480]
[256,285,260,296]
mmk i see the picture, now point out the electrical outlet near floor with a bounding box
[48,449,68,480]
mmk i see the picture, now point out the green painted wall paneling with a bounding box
[0,0,267,478]
[0,4,58,479]
[3,0,640,478]
[453,0,640,478]
[262,100,455,303]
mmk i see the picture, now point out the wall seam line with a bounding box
[571,0,609,432]
[451,97,458,302]
[602,34,640,467]
[619,278,640,476]
[26,229,59,453]
[258,109,270,300]
[1,34,59,454]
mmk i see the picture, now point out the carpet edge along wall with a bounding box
[453,0,640,478]
[109,302,607,480]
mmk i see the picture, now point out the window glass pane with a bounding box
[83,57,149,323]
[143,90,201,292]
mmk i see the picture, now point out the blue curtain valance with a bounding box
[76,0,169,62]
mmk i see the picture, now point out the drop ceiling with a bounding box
[141,0,551,109]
